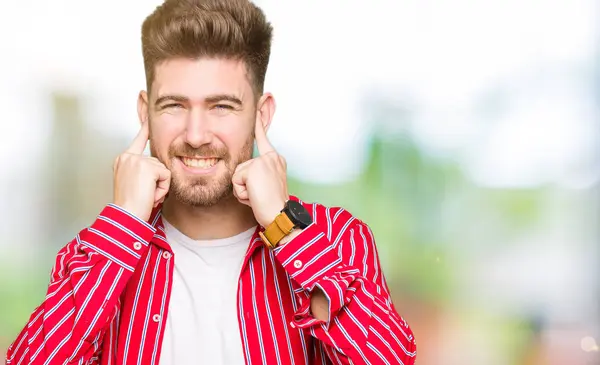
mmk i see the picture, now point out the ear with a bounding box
[137,90,149,125]
[256,92,276,133]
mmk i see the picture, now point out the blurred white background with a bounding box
[0,1,598,364]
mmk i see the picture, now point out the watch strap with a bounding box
[261,211,295,249]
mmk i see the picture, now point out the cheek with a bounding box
[213,118,254,149]
[149,116,184,156]
[216,129,252,155]
[152,113,185,135]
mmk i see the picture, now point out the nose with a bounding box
[184,109,212,148]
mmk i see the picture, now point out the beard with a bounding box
[151,133,255,207]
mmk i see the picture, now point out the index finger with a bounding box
[254,120,275,155]
[126,121,149,154]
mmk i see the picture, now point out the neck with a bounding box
[160,194,257,240]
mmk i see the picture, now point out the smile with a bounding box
[180,157,220,169]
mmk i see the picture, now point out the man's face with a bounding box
[142,58,259,207]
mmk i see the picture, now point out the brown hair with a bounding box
[141,0,273,97]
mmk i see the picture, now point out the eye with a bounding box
[214,104,234,110]
[163,103,183,109]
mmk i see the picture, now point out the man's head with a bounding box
[137,0,275,207]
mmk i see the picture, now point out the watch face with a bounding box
[286,200,313,229]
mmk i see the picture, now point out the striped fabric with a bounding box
[6,197,416,365]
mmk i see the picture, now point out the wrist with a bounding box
[112,201,150,222]
[260,199,312,249]
[278,228,302,246]
[258,198,287,228]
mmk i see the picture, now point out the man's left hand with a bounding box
[231,121,288,228]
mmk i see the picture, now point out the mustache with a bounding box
[169,144,229,159]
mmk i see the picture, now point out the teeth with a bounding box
[182,157,218,169]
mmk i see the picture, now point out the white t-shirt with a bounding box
[159,219,256,365]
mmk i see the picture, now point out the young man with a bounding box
[6,1,416,364]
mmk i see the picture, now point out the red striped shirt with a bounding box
[6,197,416,365]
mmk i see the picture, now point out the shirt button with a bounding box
[162,251,172,260]
[293,260,303,269]
[133,242,142,250]
[152,314,161,322]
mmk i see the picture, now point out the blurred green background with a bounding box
[1,1,599,364]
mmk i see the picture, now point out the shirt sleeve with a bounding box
[273,205,417,365]
[5,204,156,365]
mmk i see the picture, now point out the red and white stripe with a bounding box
[6,197,416,365]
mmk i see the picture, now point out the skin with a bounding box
[113,56,328,321]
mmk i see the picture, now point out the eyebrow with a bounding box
[154,94,188,106]
[204,94,243,106]
[154,94,243,106]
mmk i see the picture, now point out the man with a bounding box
[5,0,416,364]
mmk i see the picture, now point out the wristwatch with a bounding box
[259,200,313,249]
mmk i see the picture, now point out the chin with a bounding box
[170,177,233,207]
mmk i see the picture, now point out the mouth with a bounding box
[178,156,221,172]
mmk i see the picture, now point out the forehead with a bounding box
[151,57,253,102]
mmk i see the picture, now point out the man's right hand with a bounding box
[112,121,171,221]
